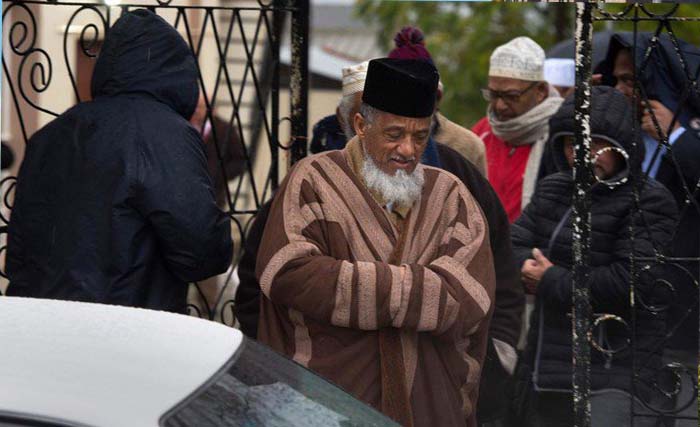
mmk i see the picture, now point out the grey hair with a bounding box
[359,102,379,125]
[338,95,357,139]
[338,95,355,124]
[359,102,435,126]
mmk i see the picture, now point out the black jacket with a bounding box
[6,10,233,312]
[512,87,678,394]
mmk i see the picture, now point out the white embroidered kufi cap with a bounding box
[489,36,545,82]
[342,61,369,97]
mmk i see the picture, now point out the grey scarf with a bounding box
[488,88,563,146]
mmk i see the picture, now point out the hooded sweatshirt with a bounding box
[6,10,233,311]
[511,86,678,395]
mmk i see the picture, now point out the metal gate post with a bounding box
[289,0,309,165]
[573,3,593,426]
[270,0,284,190]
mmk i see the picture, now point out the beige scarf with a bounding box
[487,87,563,146]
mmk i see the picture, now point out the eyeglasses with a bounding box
[481,81,539,104]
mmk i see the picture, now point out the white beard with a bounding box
[361,150,424,209]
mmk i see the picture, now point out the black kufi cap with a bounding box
[362,58,439,118]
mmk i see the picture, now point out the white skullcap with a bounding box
[489,36,545,82]
[544,58,575,88]
[342,61,369,97]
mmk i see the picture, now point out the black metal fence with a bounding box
[573,3,699,426]
[0,0,309,323]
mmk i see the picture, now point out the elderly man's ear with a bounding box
[354,112,366,139]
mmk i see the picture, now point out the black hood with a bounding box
[91,9,199,120]
[548,86,641,182]
[595,32,700,127]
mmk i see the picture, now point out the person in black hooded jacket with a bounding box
[511,86,678,426]
[5,10,233,312]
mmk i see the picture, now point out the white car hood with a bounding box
[0,297,243,427]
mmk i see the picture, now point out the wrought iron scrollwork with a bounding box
[581,3,700,425]
[0,177,15,284]
[0,177,17,226]
[588,313,631,357]
[3,3,50,140]
[635,362,698,415]
[639,3,680,20]
[63,5,108,102]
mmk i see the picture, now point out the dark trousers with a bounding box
[477,339,513,427]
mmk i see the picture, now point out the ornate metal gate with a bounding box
[0,0,309,324]
[573,3,699,426]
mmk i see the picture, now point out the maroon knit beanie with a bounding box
[388,26,434,65]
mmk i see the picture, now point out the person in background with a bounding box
[536,58,575,181]
[510,86,678,427]
[5,10,233,312]
[472,37,562,224]
[310,61,369,155]
[543,58,575,98]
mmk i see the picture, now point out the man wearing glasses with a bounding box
[472,37,563,224]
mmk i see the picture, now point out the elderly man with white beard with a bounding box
[256,58,496,427]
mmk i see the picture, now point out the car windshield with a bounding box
[161,338,398,427]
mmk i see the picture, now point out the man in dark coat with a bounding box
[6,10,233,312]
[511,86,678,426]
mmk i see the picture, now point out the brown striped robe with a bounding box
[256,142,496,427]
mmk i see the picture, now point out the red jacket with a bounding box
[472,117,533,223]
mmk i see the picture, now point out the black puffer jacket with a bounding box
[6,10,233,311]
[512,87,678,395]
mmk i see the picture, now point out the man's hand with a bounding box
[521,248,554,295]
[642,100,681,142]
